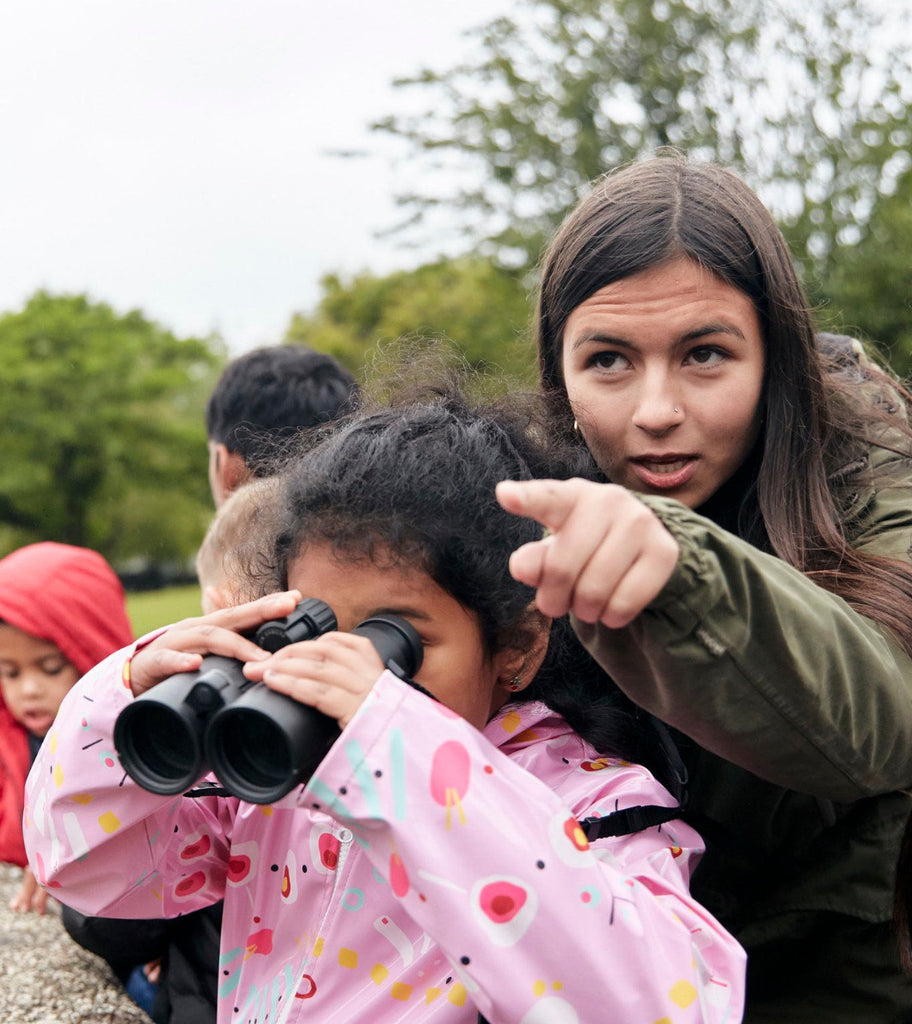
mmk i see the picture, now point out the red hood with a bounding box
[0,542,133,678]
[0,543,134,866]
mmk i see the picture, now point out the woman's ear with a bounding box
[495,606,552,697]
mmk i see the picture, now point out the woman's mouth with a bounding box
[628,455,698,491]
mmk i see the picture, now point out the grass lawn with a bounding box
[126,583,202,637]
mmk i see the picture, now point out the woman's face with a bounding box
[560,257,766,510]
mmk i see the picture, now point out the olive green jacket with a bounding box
[574,444,912,1022]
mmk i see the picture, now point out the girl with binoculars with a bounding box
[25,391,744,1024]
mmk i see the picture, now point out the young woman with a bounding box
[496,154,912,1021]
[23,393,745,1024]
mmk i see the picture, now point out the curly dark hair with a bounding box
[246,381,675,784]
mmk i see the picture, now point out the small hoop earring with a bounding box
[507,676,523,692]
[572,419,579,434]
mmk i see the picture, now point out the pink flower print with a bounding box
[470,876,539,946]
[179,832,211,861]
[227,840,258,886]
[547,810,595,868]
[281,849,299,903]
[173,870,207,901]
[307,825,344,874]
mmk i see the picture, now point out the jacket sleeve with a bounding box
[574,462,912,801]
[24,646,234,919]
[306,672,745,1024]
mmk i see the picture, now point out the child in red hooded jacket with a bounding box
[0,541,133,912]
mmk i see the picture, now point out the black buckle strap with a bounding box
[579,803,682,841]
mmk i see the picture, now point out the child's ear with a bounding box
[209,442,250,506]
[495,606,552,697]
[202,585,230,615]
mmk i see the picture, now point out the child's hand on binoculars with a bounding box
[244,631,386,730]
[128,591,303,696]
[496,478,679,629]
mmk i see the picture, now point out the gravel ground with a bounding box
[0,865,151,1024]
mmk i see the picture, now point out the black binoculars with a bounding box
[113,598,423,804]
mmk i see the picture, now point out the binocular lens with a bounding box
[114,601,424,805]
[115,703,200,794]
[206,711,293,802]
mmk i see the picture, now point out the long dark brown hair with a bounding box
[537,154,912,654]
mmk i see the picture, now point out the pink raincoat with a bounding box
[25,646,745,1024]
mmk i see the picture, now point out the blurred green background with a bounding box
[127,585,203,638]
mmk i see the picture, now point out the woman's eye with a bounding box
[41,659,68,676]
[686,346,725,367]
[588,350,629,371]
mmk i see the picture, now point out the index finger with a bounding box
[495,478,588,532]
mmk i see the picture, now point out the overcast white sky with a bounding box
[0,1,515,353]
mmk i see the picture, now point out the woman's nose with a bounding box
[631,377,683,434]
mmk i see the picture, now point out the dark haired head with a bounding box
[272,390,583,654]
[538,154,817,437]
[257,384,673,781]
[536,154,835,569]
[537,155,912,716]
[206,345,360,474]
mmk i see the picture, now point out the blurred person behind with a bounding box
[205,344,359,507]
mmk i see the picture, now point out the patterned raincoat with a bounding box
[25,647,745,1024]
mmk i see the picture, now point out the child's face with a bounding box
[0,623,79,737]
[287,544,513,730]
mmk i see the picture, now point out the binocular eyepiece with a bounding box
[113,598,423,804]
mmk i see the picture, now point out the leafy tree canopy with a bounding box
[373,0,912,287]
[0,291,225,565]
[285,256,536,383]
[809,164,912,373]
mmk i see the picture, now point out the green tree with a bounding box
[285,256,536,383]
[0,291,224,564]
[810,165,912,373]
[373,0,912,282]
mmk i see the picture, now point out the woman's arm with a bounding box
[578,485,912,800]
[498,471,912,801]
[306,672,745,1024]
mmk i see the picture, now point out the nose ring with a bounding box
[674,407,680,414]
